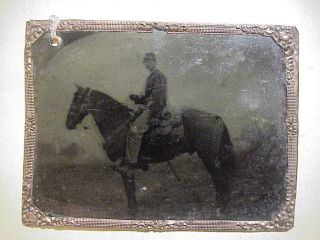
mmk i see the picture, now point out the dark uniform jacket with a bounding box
[145,69,167,118]
[135,69,167,118]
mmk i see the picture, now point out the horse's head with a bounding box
[66,85,90,129]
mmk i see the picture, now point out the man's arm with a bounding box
[149,72,167,118]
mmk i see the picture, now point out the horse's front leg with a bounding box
[120,171,138,215]
[111,163,138,215]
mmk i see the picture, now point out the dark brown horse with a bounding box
[66,86,234,215]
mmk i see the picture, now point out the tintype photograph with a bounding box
[23,21,298,231]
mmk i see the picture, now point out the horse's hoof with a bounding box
[128,207,138,217]
[216,208,222,218]
[120,161,137,170]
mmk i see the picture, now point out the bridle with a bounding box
[72,87,136,125]
[79,88,107,114]
[69,88,91,123]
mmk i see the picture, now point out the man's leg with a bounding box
[126,110,150,164]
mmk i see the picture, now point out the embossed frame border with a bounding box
[23,20,299,231]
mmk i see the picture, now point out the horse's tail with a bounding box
[219,120,235,174]
[215,119,235,210]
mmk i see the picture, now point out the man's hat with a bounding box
[143,52,156,61]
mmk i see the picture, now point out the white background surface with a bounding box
[0,0,319,239]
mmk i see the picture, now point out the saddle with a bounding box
[129,107,188,171]
[144,109,184,146]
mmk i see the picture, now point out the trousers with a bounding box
[126,109,151,163]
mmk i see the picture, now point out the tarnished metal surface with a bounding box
[22,20,298,231]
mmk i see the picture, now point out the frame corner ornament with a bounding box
[25,21,48,48]
[22,184,80,228]
[238,25,297,52]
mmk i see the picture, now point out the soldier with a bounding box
[126,53,167,167]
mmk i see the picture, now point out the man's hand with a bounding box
[137,104,146,111]
[145,100,153,108]
[129,94,140,102]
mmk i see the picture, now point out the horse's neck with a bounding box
[89,90,130,140]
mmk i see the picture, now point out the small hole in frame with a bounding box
[49,35,62,47]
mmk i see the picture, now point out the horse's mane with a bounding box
[89,89,132,123]
[90,89,130,110]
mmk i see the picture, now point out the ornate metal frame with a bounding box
[23,20,299,231]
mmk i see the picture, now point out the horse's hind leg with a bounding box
[199,153,231,213]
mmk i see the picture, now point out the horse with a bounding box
[66,85,235,216]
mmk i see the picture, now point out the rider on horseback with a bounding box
[126,53,167,168]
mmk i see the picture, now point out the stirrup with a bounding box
[120,160,136,170]
[121,159,149,171]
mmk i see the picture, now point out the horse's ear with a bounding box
[83,87,90,96]
[75,84,83,92]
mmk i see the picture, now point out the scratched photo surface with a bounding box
[32,31,287,220]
